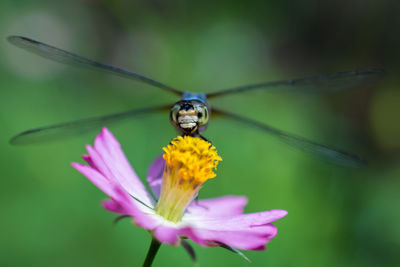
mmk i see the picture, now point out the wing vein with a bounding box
[7,36,182,95]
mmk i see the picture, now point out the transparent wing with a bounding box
[212,108,366,167]
[7,36,182,95]
[207,68,384,98]
[10,105,170,145]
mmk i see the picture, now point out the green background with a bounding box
[1,1,399,266]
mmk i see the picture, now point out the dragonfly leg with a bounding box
[113,214,131,225]
[193,194,208,210]
[199,134,213,147]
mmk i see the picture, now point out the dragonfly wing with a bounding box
[212,108,366,167]
[207,68,384,98]
[10,105,170,145]
[7,36,182,95]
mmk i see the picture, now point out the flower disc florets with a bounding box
[163,136,221,182]
[155,136,222,223]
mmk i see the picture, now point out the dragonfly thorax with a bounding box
[170,100,209,136]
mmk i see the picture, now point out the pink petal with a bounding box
[182,224,278,250]
[82,154,95,168]
[181,209,288,250]
[103,199,127,214]
[146,154,165,199]
[153,225,180,246]
[87,128,155,207]
[103,186,161,230]
[72,162,160,230]
[85,145,112,178]
[191,210,288,228]
[185,195,248,218]
[72,163,118,200]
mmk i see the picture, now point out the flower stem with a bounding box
[142,238,161,267]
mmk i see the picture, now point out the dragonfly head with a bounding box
[170,100,209,135]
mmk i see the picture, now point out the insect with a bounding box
[7,36,383,166]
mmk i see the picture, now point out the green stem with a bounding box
[142,238,161,267]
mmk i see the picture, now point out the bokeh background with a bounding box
[1,0,399,266]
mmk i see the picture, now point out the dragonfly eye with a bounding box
[170,104,181,123]
[195,105,209,126]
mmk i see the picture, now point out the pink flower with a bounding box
[72,128,287,254]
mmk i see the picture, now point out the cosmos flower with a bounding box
[72,128,287,264]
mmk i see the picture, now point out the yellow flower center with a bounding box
[155,136,222,223]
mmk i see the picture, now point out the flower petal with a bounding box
[146,154,164,199]
[103,186,161,230]
[82,154,95,168]
[182,209,288,250]
[72,163,118,199]
[183,224,277,250]
[89,128,155,207]
[153,225,180,246]
[72,162,160,230]
[190,210,288,228]
[184,195,248,219]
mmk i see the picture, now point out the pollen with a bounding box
[155,136,222,223]
[163,136,221,183]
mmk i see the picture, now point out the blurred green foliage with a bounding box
[1,0,399,266]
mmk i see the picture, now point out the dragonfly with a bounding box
[7,35,384,167]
